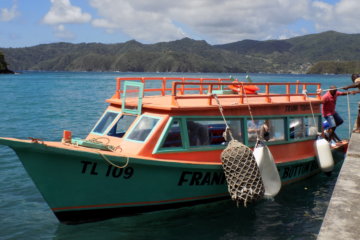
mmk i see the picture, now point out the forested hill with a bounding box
[2,31,360,74]
[0,51,14,74]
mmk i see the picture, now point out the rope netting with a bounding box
[221,139,265,207]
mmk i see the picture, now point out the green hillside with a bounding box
[307,61,360,74]
[2,31,360,74]
[0,51,13,74]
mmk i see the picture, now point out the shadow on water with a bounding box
[53,164,341,240]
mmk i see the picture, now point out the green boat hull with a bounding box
[0,138,346,224]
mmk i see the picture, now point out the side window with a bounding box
[161,120,183,148]
[107,114,137,138]
[290,117,304,139]
[127,116,160,142]
[187,120,210,146]
[221,119,243,143]
[93,111,119,134]
[269,118,285,141]
[247,118,285,143]
[304,116,319,137]
[186,119,242,147]
[290,116,319,139]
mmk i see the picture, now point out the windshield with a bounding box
[127,116,160,142]
[108,114,137,138]
[93,111,119,134]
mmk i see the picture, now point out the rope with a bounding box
[320,87,346,92]
[212,94,230,129]
[347,93,351,138]
[66,136,130,169]
[302,89,317,132]
[28,137,45,144]
[99,152,130,169]
[87,137,123,152]
[240,82,260,140]
[89,137,129,169]
[212,94,234,141]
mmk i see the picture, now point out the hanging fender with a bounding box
[314,138,334,172]
[253,142,281,198]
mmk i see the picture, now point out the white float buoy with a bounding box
[315,138,334,172]
[253,143,281,198]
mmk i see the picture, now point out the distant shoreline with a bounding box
[0,69,14,74]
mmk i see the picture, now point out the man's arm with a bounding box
[343,82,360,90]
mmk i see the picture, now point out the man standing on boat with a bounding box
[321,85,351,142]
[342,74,360,133]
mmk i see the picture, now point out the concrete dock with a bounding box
[317,132,360,239]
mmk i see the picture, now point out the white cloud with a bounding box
[90,0,185,42]
[88,0,313,43]
[310,0,360,33]
[54,24,75,39]
[0,1,19,22]
[40,0,360,44]
[43,0,91,25]
[42,0,92,40]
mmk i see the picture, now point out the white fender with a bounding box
[253,145,281,198]
[315,138,334,172]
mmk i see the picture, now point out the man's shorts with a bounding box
[324,112,344,128]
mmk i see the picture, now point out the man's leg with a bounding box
[324,115,337,141]
[332,112,343,141]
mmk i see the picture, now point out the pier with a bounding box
[317,132,360,239]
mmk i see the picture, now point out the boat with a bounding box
[0,77,348,224]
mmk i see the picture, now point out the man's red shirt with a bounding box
[321,91,346,117]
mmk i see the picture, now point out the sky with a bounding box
[0,0,358,48]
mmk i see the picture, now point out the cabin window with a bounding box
[107,114,137,138]
[161,120,183,148]
[93,111,119,134]
[247,118,285,143]
[290,116,319,139]
[185,119,243,147]
[127,116,160,142]
[227,119,243,143]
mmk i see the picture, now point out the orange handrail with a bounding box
[115,77,230,98]
[114,77,322,106]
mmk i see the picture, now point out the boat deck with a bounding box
[106,77,322,110]
[107,94,321,110]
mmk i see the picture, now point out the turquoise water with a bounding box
[0,72,357,240]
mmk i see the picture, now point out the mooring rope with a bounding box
[65,136,130,169]
[89,137,130,169]
[98,152,130,169]
[212,93,234,141]
[347,93,352,138]
[302,89,318,133]
[240,82,260,140]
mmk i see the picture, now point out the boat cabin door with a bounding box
[122,81,144,115]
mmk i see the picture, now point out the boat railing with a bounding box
[115,77,230,98]
[114,77,321,106]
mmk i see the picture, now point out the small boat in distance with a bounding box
[0,76,348,224]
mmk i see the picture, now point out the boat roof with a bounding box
[106,77,322,111]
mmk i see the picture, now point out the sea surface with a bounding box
[0,72,357,240]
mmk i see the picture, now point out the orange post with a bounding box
[62,130,72,143]
[317,84,321,100]
[115,78,121,99]
[295,80,300,94]
[162,77,166,96]
[286,84,290,102]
